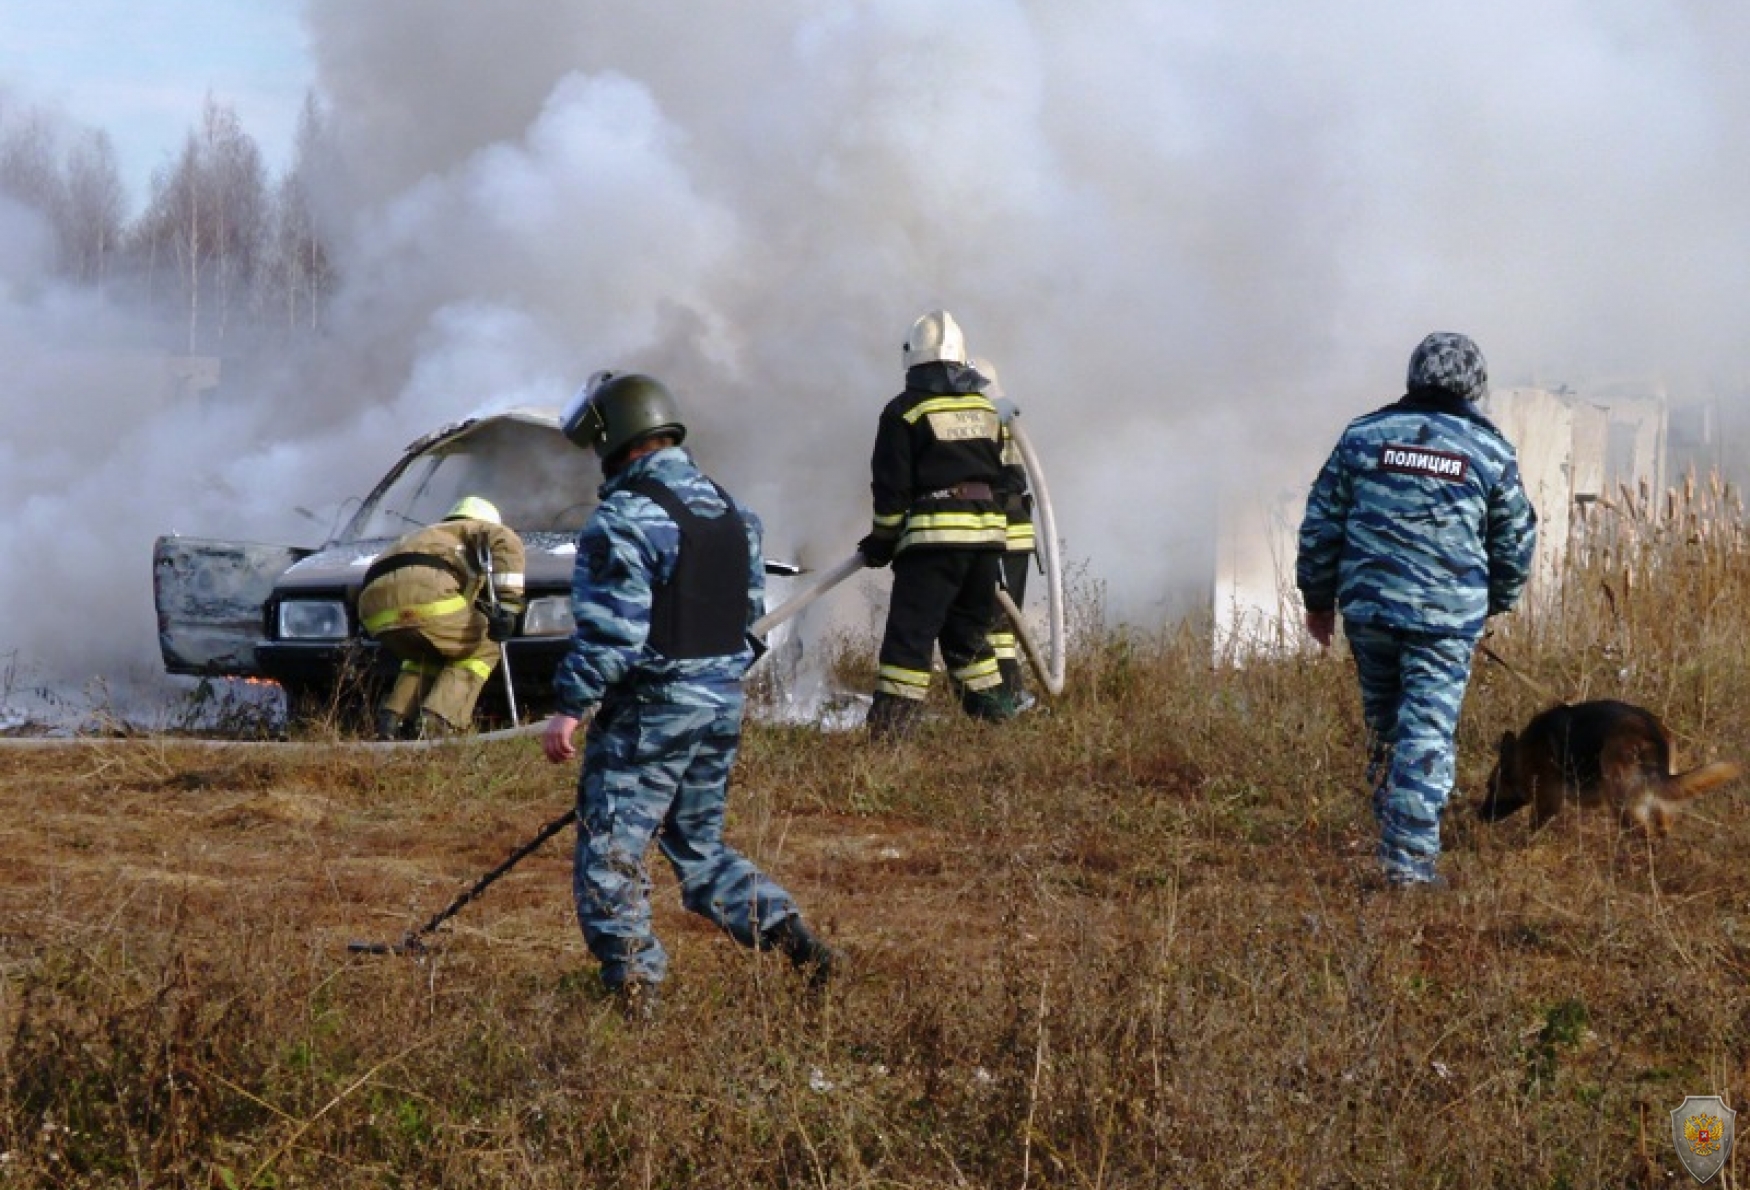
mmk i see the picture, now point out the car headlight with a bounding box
[519,595,573,637]
[277,599,350,641]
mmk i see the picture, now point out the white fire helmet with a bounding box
[903,309,969,369]
[445,495,502,525]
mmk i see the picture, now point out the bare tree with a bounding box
[0,105,65,221]
[58,130,126,287]
[263,92,335,335]
[133,94,269,353]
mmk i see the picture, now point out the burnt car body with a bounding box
[153,407,796,726]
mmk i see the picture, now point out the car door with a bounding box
[153,536,310,677]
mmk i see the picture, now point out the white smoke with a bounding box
[4,0,1750,720]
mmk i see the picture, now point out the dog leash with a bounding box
[1477,639,1561,705]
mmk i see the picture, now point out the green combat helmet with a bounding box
[560,372,687,463]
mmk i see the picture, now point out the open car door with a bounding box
[153,536,310,677]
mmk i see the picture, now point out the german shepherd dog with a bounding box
[1479,699,1741,835]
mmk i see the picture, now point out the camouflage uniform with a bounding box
[1297,333,1538,884]
[552,446,805,991]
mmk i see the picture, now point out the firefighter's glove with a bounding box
[485,605,518,642]
[858,533,896,569]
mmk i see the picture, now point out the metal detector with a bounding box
[347,547,875,956]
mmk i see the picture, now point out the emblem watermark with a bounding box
[1670,1095,1736,1184]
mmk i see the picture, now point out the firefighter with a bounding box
[970,356,1037,707]
[358,495,526,740]
[541,373,837,1019]
[860,309,1014,739]
[1296,332,1538,888]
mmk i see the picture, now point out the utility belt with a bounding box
[920,481,994,502]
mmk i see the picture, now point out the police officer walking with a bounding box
[860,310,1015,738]
[358,495,525,739]
[1296,332,1538,888]
[541,373,837,1018]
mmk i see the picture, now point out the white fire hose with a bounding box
[1004,409,1067,698]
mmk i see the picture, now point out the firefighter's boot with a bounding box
[419,709,461,739]
[961,685,1018,723]
[375,709,405,742]
[866,691,923,741]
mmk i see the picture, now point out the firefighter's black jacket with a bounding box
[867,362,1010,555]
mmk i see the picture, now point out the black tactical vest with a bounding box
[624,477,751,659]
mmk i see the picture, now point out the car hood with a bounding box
[273,530,580,595]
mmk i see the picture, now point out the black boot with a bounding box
[613,977,662,1024]
[375,709,404,742]
[418,710,460,739]
[764,916,842,991]
[961,685,1018,723]
[866,691,923,741]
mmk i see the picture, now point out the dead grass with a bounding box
[5,477,1750,1186]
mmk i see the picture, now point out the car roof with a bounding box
[402,405,563,455]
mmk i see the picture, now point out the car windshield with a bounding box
[346,418,598,541]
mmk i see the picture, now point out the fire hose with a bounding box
[1004,409,1067,698]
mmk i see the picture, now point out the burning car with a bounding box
[153,407,798,728]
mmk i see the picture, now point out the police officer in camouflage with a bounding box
[1296,333,1538,888]
[542,373,838,1017]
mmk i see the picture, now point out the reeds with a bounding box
[3,475,1750,1186]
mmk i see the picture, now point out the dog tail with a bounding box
[1663,760,1743,803]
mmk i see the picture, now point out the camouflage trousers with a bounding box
[1344,620,1478,882]
[572,690,801,990]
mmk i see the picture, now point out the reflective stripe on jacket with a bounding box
[358,518,526,635]
[868,363,1007,555]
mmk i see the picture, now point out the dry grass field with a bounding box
[3,477,1750,1187]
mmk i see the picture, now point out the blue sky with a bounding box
[0,0,312,207]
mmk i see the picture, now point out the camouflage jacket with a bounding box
[552,446,763,717]
[1296,391,1538,638]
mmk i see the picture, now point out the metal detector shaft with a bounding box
[348,806,574,956]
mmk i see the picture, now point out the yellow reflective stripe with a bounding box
[949,657,1001,689]
[901,394,997,424]
[901,526,1008,548]
[362,594,470,635]
[989,631,1018,660]
[453,657,494,681]
[1006,523,1036,549]
[872,513,904,529]
[876,665,931,699]
[907,510,1008,530]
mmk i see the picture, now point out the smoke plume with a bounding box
[3,0,1749,722]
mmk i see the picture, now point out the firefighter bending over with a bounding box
[358,495,526,740]
[860,309,1015,739]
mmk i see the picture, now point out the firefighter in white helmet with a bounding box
[969,356,1037,706]
[358,495,526,739]
[859,309,1015,738]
